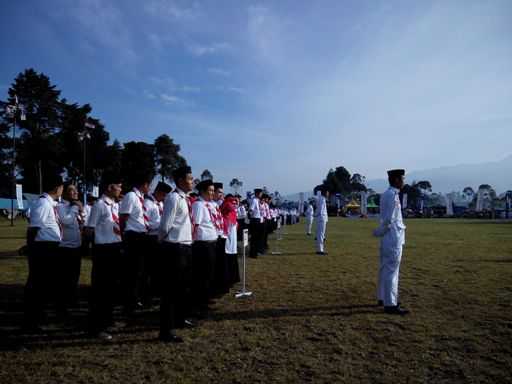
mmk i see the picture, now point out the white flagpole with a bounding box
[271,217,283,255]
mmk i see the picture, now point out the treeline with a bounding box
[0,68,187,195]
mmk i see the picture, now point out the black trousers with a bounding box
[249,218,263,257]
[89,243,122,333]
[192,241,216,309]
[122,231,147,312]
[262,220,269,252]
[144,235,160,303]
[23,241,60,326]
[57,246,82,311]
[159,242,192,334]
[213,237,229,296]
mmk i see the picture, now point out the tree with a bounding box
[322,166,352,194]
[154,134,187,181]
[350,173,367,192]
[100,140,123,188]
[0,114,11,196]
[229,178,243,194]
[7,69,63,193]
[201,169,213,181]
[121,141,155,190]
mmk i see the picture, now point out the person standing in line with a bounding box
[236,196,247,239]
[212,182,229,296]
[191,180,218,317]
[158,166,195,343]
[56,183,85,318]
[249,189,263,258]
[373,169,409,315]
[305,200,314,236]
[314,186,329,256]
[144,181,172,306]
[221,194,241,287]
[119,175,151,316]
[22,174,64,332]
[86,178,123,340]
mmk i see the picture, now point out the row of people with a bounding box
[23,167,249,342]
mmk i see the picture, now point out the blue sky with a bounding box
[1,0,511,194]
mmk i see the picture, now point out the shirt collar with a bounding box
[133,188,143,198]
[102,194,115,205]
[176,187,188,197]
[390,187,400,194]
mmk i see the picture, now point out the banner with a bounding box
[16,184,23,210]
[243,229,249,247]
[92,186,99,198]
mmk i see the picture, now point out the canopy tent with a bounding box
[345,200,360,209]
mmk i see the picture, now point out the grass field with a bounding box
[0,218,511,383]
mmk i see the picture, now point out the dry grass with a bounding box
[0,218,511,383]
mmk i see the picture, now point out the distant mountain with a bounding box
[367,155,512,193]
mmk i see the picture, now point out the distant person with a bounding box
[249,189,263,258]
[22,174,64,332]
[373,169,409,315]
[221,194,240,287]
[305,201,314,235]
[212,182,229,296]
[314,186,329,255]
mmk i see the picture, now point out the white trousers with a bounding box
[377,243,403,306]
[315,219,327,252]
[305,217,313,234]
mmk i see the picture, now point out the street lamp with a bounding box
[78,121,94,205]
[5,95,25,226]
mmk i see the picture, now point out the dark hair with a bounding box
[155,182,172,194]
[43,174,64,192]
[172,166,192,182]
[196,179,214,192]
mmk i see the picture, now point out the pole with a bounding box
[10,113,16,226]
[271,217,282,255]
[235,229,252,298]
[83,138,87,206]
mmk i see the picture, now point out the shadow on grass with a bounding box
[210,303,380,322]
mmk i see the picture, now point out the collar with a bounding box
[145,193,155,202]
[133,188,143,198]
[102,194,115,206]
[389,187,400,194]
[176,188,188,197]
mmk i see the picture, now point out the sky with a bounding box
[1,0,511,195]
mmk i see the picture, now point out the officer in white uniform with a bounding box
[373,169,409,315]
[305,201,314,235]
[314,186,329,255]
[86,178,123,340]
[23,174,64,331]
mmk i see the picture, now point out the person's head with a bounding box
[214,183,224,201]
[63,183,79,202]
[44,174,64,199]
[172,166,193,193]
[153,181,172,202]
[86,194,97,206]
[101,175,123,200]
[134,174,152,194]
[254,188,263,198]
[197,180,214,201]
[387,169,405,190]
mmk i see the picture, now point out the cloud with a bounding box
[144,0,200,21]
[208,67,231,77]
[186,42,230,56]
[160,93,185,105]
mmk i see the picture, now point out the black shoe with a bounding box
[184,319,197,329]
[384,305,409,315]
[159,333,184,343]
[316,251,328,256]
[249,255,258,259]
[377,300,383,306]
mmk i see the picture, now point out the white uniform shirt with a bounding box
[379,187,406,245]
[159,188,192,244]
[57,200,82,248]
[237,205,247,220]
[119,188,147,233]
[213,200,226,238]
[144,195,162,236]
[306,204,314,219]
[315,196,328,222]
[191,198,218,241]
[87,195,122,244]
[29,193,61,242]
[249,197,261,220]
[84,204,92,226]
